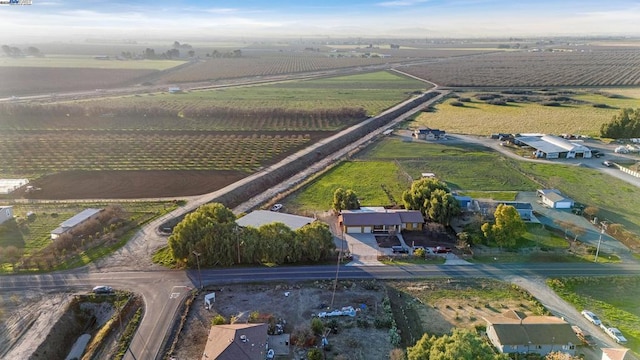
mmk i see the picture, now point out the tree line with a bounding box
[1,45,43,57]
[168,203,335,267]
[600,108,640,139]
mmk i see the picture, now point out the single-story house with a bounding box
[339,209,423,233]
[602,348,632,360]
[515,135,592,159]
[168,86,182,94]
[413,127,446,140]
[421,172,436,178]
[0,206,13,225]
[486,311,580,356]
[480,201,533,221]
[202,323,269,360]
[537,189,574,209]
[236,210,315,231]
[51,208,103,239]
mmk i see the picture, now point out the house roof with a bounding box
[340,210,423,226]
[543,191,572,203]
[202,323,268,360]
[538,189,561,196]
[236,210,314,231]
[341,212,402,226]
[500,201,533,210]
[59,208,102,229]
[394,210,424,223]
[486,315,580,346]
[481,201,532,210]
[602,348,630,360]
[516,135,590,154]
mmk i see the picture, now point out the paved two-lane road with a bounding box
[2,262,639,359]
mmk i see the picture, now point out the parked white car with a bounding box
[581,310,601,326]
[601,324,627,344]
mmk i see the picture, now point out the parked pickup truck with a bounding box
[600,324,627,344]
[571,325,596,347]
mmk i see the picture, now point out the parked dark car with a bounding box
[392,246,409,254]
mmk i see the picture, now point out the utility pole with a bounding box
[330,229,345,309]
[594,228,604,263]
[193,251,202,289]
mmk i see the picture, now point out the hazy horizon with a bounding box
[1,0,639,43]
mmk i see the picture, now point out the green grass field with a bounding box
[414,90,640,136]
[360,138,539,191]
[547,277,640,354]
[287,160,411,212]
[79,71,426,116]
[0,55,185,70]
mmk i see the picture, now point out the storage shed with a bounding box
[537,189,574,209]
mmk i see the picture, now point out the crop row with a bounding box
[159,54,395,83]
[0,132,311,173]
[403,49,640,87]
[0,104,367,131]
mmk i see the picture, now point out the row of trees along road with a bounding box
[168,203,335,267]
[402,178,461,226]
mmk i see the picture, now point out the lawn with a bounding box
[413,89,640,136]
[287,160,411,212]
[360,138,539,191]
[547,277,640,355]
[0,55,185,70]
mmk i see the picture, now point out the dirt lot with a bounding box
[167,278,594,360]
[16,170,247,199]
[170,281,394,360]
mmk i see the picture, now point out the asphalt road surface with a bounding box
[2,263,640,359]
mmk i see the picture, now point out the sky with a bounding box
[1,0,639,42]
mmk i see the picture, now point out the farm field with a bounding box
[414,89,640,136]
[0,130,317,174]
[0,56,185,70]
[402,49,640,87]
[548,276,640,355]
[155,47,494,84]
[0,67,157,97]
[75,71,429,117]
[0,71,425,199]
[287,160,411,213]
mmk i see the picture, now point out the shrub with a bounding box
[211,314,226,325]
[307,348,323,360]
[311,317,324,335]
